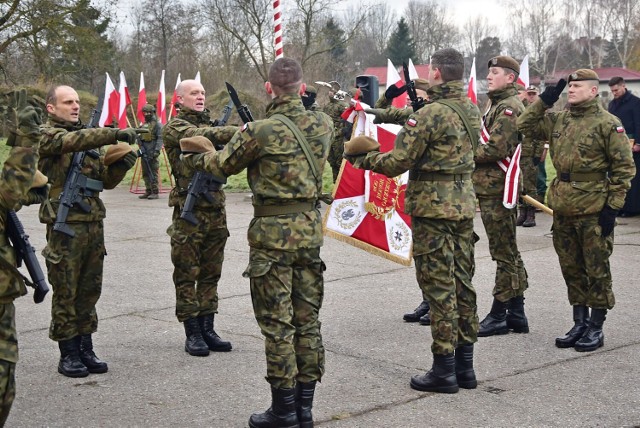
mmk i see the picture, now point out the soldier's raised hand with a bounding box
[115,128,138,145]
[5,89,42,146]
[539,79,567,107]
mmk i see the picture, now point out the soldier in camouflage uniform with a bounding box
[365,79,435,326]
[181,58,333,428]
[516,85,546,228]
[475,56,530,338]
[301,85,321,111]
[0,89,46,425]
[138,104,163,199]
[324,88,349,182]
[39,85,139,377]
[345,48,480,394]
[518,69,635,352]
[162,79,237,357]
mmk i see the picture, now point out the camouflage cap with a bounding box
[104,142,135,166]
[344,135,380,155]
[30,170,48,189]
[179,136,215,153]
[568,69,600,83]
[526,85,539,93]
[488,56,520,74]
[413,78,429,92]
[305,85,317,95]
[142,103,155,113]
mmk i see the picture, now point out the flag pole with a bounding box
[273,0,283,59]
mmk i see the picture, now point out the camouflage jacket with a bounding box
[139,118,163,154]
[193,94,333,250]
[162,107,236,209]
[518,97,635,216]
[323,97,349,141]
[473,84,524,197]
[369,94,413,125]
[38,117,127,224]
[0,134,40,310]
[356,81,480,220]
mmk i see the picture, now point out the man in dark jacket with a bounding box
[608,76,640,216]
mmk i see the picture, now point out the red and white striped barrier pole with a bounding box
[273,0,283,58]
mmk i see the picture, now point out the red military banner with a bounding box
[324,110,412,266]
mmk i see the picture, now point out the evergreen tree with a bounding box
[385,18,416,65]
[476,37,502,78]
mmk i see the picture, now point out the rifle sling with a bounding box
[270,114,324,201]
[434,99,478,153]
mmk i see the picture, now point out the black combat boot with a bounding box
[478,298,509,337]
[296,381,316,428]
[138,190,151,199]
[574,308,606,352]
[58,338,89,378]
[506,295,529,333]
[79,334,108,373]
[410,353,458,393]
[555,306,590,348]
[522,207,536,227]
[455,344,477,389]
[403,300,430,322]
[183,318,209,356]
[197,314,232,352]
[418,312,431,326]
[248,387,299,428]
[516,205,527,226]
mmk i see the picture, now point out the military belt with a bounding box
[409,171,472,181]
[558,172,607,182]
[253,202,316,217]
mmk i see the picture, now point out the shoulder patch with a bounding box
[406,118,418,127]
[616,125,625,133]
[504,109,513,116]
[241,123,249,132]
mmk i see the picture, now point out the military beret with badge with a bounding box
[568,69,600,83]
[344,135,380,157]
[488,56,520,74]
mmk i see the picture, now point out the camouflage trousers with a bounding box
[44,222,105,341]
[243,247,325,389]
[141,153,160,194]
[520,157,542,206]
[478,197,529,302]
[327,137,345,183]
[0,359,15,427]
[168,207,229,322]
[413,218,479,355]
[537,162,548,199]
[552,214,615,309]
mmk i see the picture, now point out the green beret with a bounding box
[305,85,317,95]
[179,136,215,153]
[104,143,135,166]
[488,56,520,74]
[568,69,600,83]
[344,135,380,156]
[413,78,429,92]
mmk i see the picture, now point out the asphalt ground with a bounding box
[8,187,640,427]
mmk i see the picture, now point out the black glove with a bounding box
[539,79,567,107]
[115,128,138,144]
[598,205,618,237]
[532,157,541,166]
[385,85,407,100]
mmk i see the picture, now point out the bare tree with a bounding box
[404,0,458,63]
[461,16,497,58]
[606,0,640,68]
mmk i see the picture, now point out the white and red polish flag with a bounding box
[479,107,522,209]
[408,59,419,80]
[117,71,132,129]
[98,72,119,127]
[324,108,413,266]
[467,57,477,105]
[136,72,147,123]
[157,70,167,124]
[169,73,182,118]
[516,55,529,88]
[386,59,406,109]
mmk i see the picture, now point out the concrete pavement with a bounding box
[8,187,640,427]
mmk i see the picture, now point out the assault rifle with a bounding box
[402,62,425,112]
[179,102,231,225]
[6,210,49,303]
[53,100,104,237]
